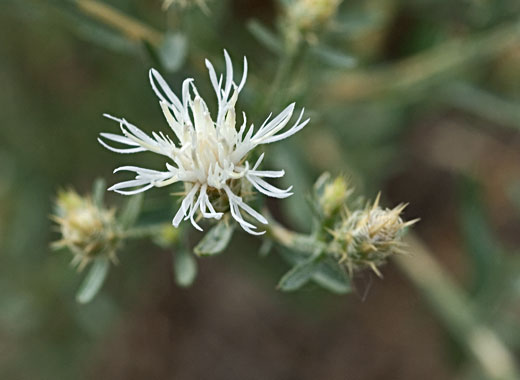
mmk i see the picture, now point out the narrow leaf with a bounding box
[312,258,352,294]
[76,258,110,304]
[259,239,274,257]
[277,246,351,294]
[247,20,283,55]
[173,248,198,287]
[158,32,187,72]
[310,45,357,69]
[194,221,235,256]
[118,193,143,229]
[92,178,106,208]
[278,256,321,292]
[143,40,165,73]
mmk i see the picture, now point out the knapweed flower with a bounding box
[329,194,417,276]
[51,189,121,270]
[98,51,309,235]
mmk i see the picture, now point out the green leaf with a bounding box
[76,258,110,304]
[277,246,351,294]
[92,178,106,208]
[271,144,314,231]
[278,255,321,292]
[194,221,235,256]
[247,20,283,55]
[310,46,357,69]
[158,32,187,72]
[173,248,197,287]
[142,40,165,72]
[312,258,352,294]
[72,19,138,54]
[118,193,143,229]
[259,239,274,257]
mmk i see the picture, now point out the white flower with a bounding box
[99,50,309,235]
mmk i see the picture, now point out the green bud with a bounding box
[282,0,343,45]
[52,189,121,271]
[321,175,350,218]
[329,194,417,276]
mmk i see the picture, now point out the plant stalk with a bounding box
[396,234,519,380]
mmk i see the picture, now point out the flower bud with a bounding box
[52,189,121,270]
[283,0,342,45]
[152,223,181,248]
[314,173,351,218]
[329,194,417,275]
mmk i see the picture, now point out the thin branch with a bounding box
[76,0,163,46]
[396,234,519,380]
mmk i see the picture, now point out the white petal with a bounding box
[248,169,285,178]
[247,175,293,199]
[172,184,200,227]
[149,68,183,114]
[223,49,233,98]
[98,137,147,154]
[262,110,310,144]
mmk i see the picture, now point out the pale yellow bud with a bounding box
[283,0,342,44]
[318,175,350,218]
[329,194,417,276]
[52,189,120,270]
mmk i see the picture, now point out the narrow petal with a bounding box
[262,110,310,144]
[98,137,147,154]
[149,68,183,114]
[172,184,200,227]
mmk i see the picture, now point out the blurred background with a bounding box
[2,0,520,379]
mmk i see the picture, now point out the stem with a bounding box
[265,40,305,111]
[264,211,326,254]
[396,234,519,380]
[124,224,166,239]
[76,0,163,46]
[320,19,520,102]
[264,210,518,380]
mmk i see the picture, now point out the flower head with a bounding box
[52,189,120,270]
[99,51,309,235]
[329,194,417,276]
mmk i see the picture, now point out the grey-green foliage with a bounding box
[194,220,235,256]
[172,247,198,287]
[76,257,110,304]
[159,32,188,72]
[278,253,322,291]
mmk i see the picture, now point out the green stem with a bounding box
[265,40,305,111]
[320,18,520,102]
[124,224,166,239]
[76,0,164,46]
[396,234,519,380]
[264,212,518,380]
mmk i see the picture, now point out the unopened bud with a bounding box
[52,189,121,270]
[283,0,342,44]
[315,173,351,218]
[329,194,417,276]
